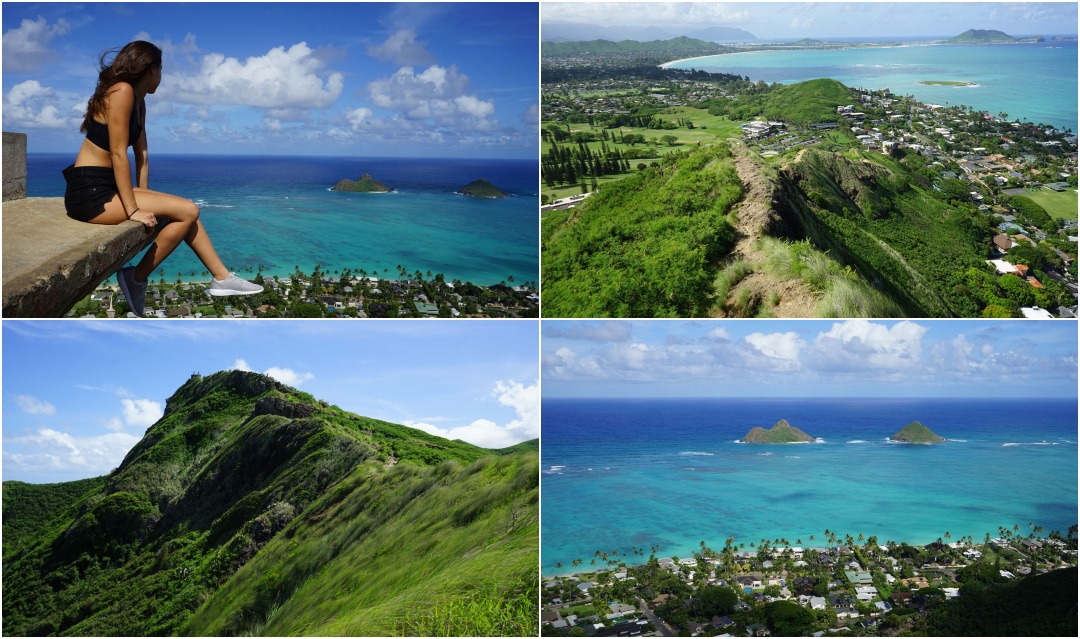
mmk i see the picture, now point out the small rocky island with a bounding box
[889,421,946,443]
[947,29,1044,43]
[333,173,391,193]
[739,419,815,443]
[458,178,508,198]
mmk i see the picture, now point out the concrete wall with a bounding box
[3,132,27,201]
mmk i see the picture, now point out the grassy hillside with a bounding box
[542,144,741,317]
[2,477,107,558]
[704,78,855,124]
[2,370,537,637]
[779,147,993,316]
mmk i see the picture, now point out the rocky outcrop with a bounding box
[253,396,315,420]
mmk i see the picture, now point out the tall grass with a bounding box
[713,259,755,306]
[398,578,537,636]
[757,237,905,317]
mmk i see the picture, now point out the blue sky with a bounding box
[542,320,1079,398]
[543,2,1078,40]
[2,320,539,483]
[2,2,538,157]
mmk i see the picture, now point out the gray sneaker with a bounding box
[117,266,147,316]
[208,272,263,296]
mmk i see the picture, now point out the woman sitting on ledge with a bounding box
[63,40,261,316]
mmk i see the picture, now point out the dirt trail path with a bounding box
[715,143,820,317]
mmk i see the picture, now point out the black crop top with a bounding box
[85,99,143,152]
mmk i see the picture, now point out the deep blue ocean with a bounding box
[666,41,1078,133]
[28,154,538,286]
[541,397,1078,573]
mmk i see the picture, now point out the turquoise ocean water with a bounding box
[28,155,538,286]
[541,397,1078,574]
[666,41,1078,133]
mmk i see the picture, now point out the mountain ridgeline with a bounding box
[1,370,538,636]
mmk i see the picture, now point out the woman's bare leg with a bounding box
[93,189,229,282]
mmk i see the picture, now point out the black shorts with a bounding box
[63,165,118,221]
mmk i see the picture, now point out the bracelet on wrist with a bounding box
[127,207,139,219]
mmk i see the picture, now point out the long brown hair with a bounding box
[80,41,162,133]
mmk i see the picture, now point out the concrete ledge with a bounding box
[3,197,159,317]
[3,132,27,201]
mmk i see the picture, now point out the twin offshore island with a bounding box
[736,419,946,444]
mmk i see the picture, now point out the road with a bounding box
[637,596,675,637]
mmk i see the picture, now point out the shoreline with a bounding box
[542,531,1048,577]
[656,41,1076,132]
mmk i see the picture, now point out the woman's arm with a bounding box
[105,83,139,217]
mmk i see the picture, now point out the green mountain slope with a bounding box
[778,147,993,316]
[542,144,741,317]
[2,370,537,636]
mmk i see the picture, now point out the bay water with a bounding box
[28,154,538,286]
[541,397,1077,573]
[666,41,1078,133]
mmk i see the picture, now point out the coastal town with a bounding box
[68,267,539,318]
[541,526,1078,637]
[540,47,1078,317]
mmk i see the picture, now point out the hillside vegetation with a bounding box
[2,371,537,637]
[542,144,741,317]
[701,78,854,124]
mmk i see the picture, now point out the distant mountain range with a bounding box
[542,36,729,56]
[543,23,757,43]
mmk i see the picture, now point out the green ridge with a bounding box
[2,370,536,636]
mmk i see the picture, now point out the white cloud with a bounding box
[808,320,927,371]
[3,16,70,72]
[366,29,434,66]
[166,42,344,109]
[346,107,374,130]
[791,17,816,30]
[2,80,76,129]
[407,380,538,448]
[264,367,315,386]
[233,358,314,386]
[3,428,140,476]
[744,332,805,366]
[121,398,163,428]
[368,64,497,130]
[13,394,56,415]
[706,327,730,341]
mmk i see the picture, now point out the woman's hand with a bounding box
[130,209,157,228]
